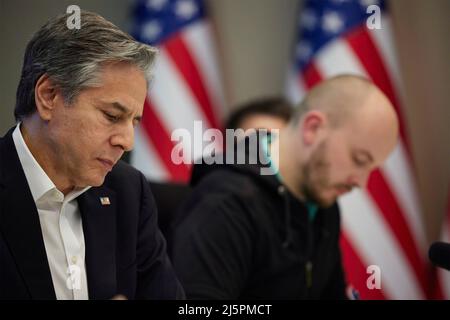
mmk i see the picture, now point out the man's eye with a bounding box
[103,111,119,122]
[353,155,367,167]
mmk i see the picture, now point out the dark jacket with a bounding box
[168,134,347,299]
[0,127,184,299]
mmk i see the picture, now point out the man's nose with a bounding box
[111,122,135,152]
[349,170,371,189]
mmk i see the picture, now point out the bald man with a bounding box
[168,75,399,299]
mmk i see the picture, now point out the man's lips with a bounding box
[97,158,115,171]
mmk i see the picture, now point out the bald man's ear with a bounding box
[301,111,327,146]
[34,74,59,121]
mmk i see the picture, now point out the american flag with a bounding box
[130,0,225,182]
[286,0,434,299]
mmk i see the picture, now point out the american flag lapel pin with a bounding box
[100,197,110,206]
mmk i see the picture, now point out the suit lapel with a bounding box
[0,129,55,299]
[78,186,117,300]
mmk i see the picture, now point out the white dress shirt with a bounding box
[12,124,90,300]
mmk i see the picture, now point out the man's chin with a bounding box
[303,187,335,208]
[309,193,337,208]
[315,199,336,209]
[84,174,107,187]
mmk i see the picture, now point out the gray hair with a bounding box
[15,10,157,121]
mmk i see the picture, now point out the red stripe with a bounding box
[302,62,322,88]
[346,26,411,154]
[431,268,444,299]
[340,233,386,299]
[140,99,191,182]
[367,170,430,296]
[164,33,221,129]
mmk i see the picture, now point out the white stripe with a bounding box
[367,15,406,101]
[183,20,227,123]
[315,38,367,77]
[150,49,211,161]
[151,49,210,130]
[339,190,425,299]
[131,126,169,181]
[381,142,427,254]
[285,65,306,104]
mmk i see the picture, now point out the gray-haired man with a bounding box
[0,10,184,300]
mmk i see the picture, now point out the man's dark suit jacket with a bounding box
[0,128,184,299]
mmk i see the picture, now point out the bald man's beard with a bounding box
[300,140,341,208]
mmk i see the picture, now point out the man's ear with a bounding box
[301,110,327,146]
[34,74,59,121]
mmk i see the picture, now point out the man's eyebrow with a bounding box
[106,102,142,122]
[110,102,128,114]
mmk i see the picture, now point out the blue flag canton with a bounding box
[132,0,205,45]
[295,0,385,72]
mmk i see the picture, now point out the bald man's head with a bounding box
[291,74,386,127]
[282,74,399,207]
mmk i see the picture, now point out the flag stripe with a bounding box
[340,233,386,299]
[165,33,220,129]
[141,99,191,182]
[340,190,424,299]
[183,21,226,123]
[366,17,404,102]
[315,38,366,78]
[132,127,170,181]
[346,26,411,152]
[381,143,426,253]
[150,49,210,134]
[303,62,322,87]
[367,170,429,295]
[147,46,220,168]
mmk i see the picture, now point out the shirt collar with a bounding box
[12,123,91,204]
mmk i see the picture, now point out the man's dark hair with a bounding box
[226,97,293,130]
